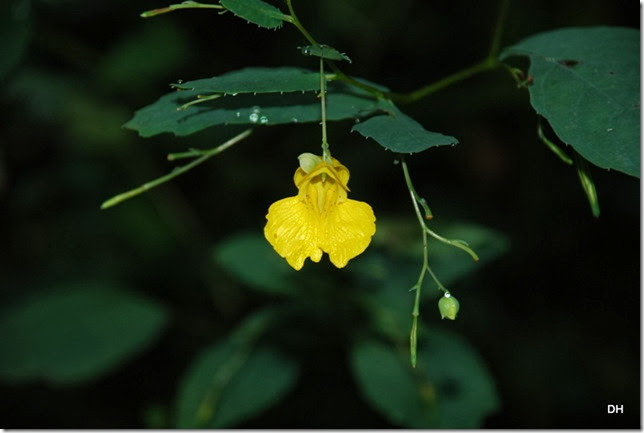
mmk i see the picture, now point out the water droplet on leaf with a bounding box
[249,113,259,123]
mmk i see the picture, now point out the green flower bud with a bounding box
[298,153,322,173]
[438,293,459,320]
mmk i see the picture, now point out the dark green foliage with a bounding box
[501,27,640,177]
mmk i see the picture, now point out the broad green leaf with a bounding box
[350,338,438,428]
[125,82,388,137]
[352,108,458,153]
[173,67,321,94]
[213,232,296,295]
[176,309,299,428]
[417,328,500,428]
[220,0,285,29]
[350,332,499,428]
[0,282,168,384]
[501,26,639,177]
[300,44,352,63]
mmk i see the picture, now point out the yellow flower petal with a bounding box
[264,196,323,271]
[264,156,376,270]
[321,198,376,268]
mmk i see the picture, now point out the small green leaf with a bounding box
[0,282,168,384]
[172,67,321,94]
[352,108,458,153]
[300,44,352,63]
[501,26,639,177]
[125,82,388,137]
[175,310,299,428]
[220,0,285,29]
[213,232,295,295]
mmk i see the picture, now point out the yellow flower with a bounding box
[264,154,376,270]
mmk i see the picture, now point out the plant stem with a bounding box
[284,0,317,45]
[319,58,331,162]
[402,158,428,368]
[101,129,252,209]
[574,152,601,218]
[402,158,455,367]
[140,1,223,18]
[386,0,510,104]
[537,119,573,165]
[388,57,499,104]
[401,158,480,366]
[488,0,510,59]
[425,226,479,262]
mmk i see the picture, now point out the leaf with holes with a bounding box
[501,26,639,177]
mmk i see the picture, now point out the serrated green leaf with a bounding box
[350,331,499,428]
[173,67,321,94]
[125,82,388,137]
[0,282,168,384]
[176,309,299,428]
[300,44,352,63]
[220,0,285,29]
[501,26,639,177]
[352,108,458,153]
[213,232,295,295]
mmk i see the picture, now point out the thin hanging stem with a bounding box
[101,129,252,209]
[402,158,451,367]
[574,152,601,218]
[401,158,479,367]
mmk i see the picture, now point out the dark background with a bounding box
[1,0,639,428]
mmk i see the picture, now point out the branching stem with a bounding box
[101,129,252,209]
[401,158,479,367]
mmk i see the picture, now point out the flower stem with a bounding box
[319,58,331,163]
[100,129,252,209]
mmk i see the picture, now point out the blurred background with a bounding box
[0,0,639,428]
